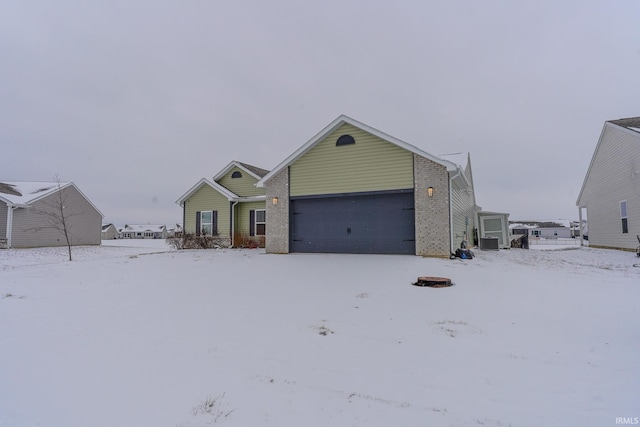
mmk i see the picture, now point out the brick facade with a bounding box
[414,154,451,257]
[265,167,290,254]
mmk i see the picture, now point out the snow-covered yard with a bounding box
[1,241,638,427]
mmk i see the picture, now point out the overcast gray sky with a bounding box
[2,1,639,226]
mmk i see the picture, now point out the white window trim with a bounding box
[254,209,266,236]
[620,200,628,234]
[200,210,213,235]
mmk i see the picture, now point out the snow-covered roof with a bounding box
[438,152,469,170]
[509,223,537,229]
[510,219,576,228]
[0,181,69,206]
[0,181,104,218]
[122,225,167,232]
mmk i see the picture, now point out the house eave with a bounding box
[213,161,265,182]
[175,178,239,206]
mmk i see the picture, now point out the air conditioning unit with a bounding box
[480,237,499,250]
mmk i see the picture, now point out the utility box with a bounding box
[480,237,499,250]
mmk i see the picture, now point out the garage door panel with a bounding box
[290,191,415,254]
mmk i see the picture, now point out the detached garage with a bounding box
[257,115,478,258]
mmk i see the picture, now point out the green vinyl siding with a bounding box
[451,164,476,247]
[290,123,414,197]
[235,201,267,235]
[217,167,264,197]
[184,185,231,237]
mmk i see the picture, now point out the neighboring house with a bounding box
[509,220,577,239]
[176,161,270,247]
[0,181,103,249]
[577,117,640,251]
[120,224,168,239]
[167,224,183,238]
[101,223,118,240]
[256,115,478,257]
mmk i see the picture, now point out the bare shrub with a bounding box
[166,232,230,250]
[233,233,265,248]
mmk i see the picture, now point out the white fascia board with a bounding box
[175,178,238,206]
[450,166,471,189]
[478,210,510,217]
[257,114,457,187]
[213,161,263,182]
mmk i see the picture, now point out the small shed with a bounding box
[477,211,510,249]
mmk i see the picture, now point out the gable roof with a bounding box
[0,181,104,218]
[213,160,270,182]
[175,178,238,206]
[576,117,640,206]
[256,115,459,187]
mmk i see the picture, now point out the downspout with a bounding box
[6,205,17,248]
[578,207,584,247]
[182,201,186,235]
[448,168,462,256]
[230,201,239,247]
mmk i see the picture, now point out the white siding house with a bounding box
[577,117,640,251]
[0,181,103,248]
[120,224,168,239]
[101,223,118,240]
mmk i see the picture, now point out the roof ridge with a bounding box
[608,117,640,129]
[236,161,270,178]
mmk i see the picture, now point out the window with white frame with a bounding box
[197,211,217,236]
[255,209,266,235]
[621,200,628,233]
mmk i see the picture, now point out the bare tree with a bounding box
[27,175,82,261]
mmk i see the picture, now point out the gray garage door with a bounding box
[290,191,415,254]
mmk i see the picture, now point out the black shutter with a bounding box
[213,211,218,235]
[249,210,255,236]
[195,211,201,236]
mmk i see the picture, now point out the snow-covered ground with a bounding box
[1,241,638,427]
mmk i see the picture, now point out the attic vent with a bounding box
[231,171,242,178]
[336,134,355,146]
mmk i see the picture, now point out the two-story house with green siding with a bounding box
[256,115,478,258]
[176,161,269,247]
